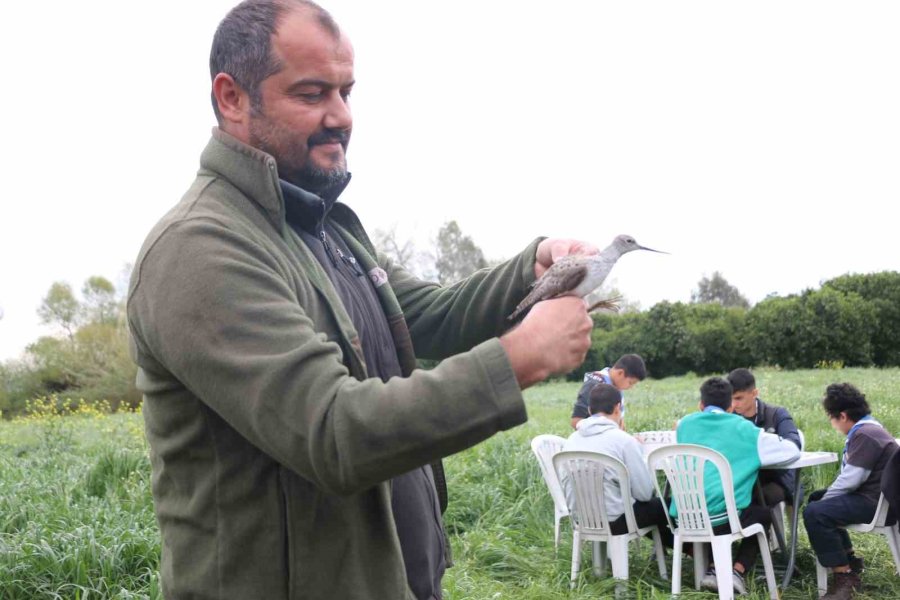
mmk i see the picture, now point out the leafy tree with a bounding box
[434,220,488,285]
[824,272,900,366]
[37,282,80,338]
[691,271,750,309]
[372,225,434,280]
[82,276,119,325]
[744,288,876,369]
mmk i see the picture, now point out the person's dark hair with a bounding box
[613,354,647,380]
[727,368,756,393]
[822,383,871,422]
[588,383,622,416]
[209,0,339,122]
[699,377,733,410]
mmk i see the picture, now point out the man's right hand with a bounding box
[500,296,592,389]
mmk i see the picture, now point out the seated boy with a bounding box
[562,383,672,547]
[803,383,899,600]
[676,377,800,595]
[571,353,646,430]
[728,368,802,506]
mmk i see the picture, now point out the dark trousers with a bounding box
[610,499,674,548]
[803,493,877,568]
[756,480,787,507]
[707,505,772,571]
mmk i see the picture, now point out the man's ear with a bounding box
[212,73,252,139]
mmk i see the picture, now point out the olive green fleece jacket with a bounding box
[127,129,538,600]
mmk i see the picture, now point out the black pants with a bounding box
[707,505,772,571]
[610,499,674,548]
[803,493,876,568]
[756,480,787,507]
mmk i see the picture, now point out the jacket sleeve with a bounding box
[572,380,594,419]
[756,430,802,467]
[773,407,802,450]
[822,465,870,500]
[128,218,528,496]
[380,238,543,359]
[624,437,656,502]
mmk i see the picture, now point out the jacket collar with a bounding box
[282,176,351,234]
[200,128,350,233]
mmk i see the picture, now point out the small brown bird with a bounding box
[508,234,665,321]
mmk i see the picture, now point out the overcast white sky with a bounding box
[1,1,898,361]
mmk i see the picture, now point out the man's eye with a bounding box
[340,89,352,101]
[297,92,322,102]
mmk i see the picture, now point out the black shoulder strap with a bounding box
[432,460,449,513]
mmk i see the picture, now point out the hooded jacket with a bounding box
[561,415,655,520]
[127,129,535,599]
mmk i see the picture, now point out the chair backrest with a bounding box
[647,443,743,536]
[869,437,900,528]
[552,450,638,535]
[531,434,569,517]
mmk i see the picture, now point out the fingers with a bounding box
[534,238,600,278]
[500,295,593,388]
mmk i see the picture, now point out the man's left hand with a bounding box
[534,238,599,279]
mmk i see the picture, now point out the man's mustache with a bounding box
[308,129,349,147]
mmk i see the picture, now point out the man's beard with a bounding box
[249,115,349,194]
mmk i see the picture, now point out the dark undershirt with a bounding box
[282,180,446,600]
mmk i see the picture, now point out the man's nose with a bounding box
[323,92,352,131]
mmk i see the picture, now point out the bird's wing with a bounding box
[507,255,588,320]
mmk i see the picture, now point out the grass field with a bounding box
[1,368,899,599]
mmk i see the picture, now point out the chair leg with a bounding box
[608,536,630,580]
[651,528,668,578]
[815,558,828,598]
[694,542,708,590]
[886,526,900,575]
[593,540,607,577]
[671,535,683,596]
[570,530,581,589]
[554,514,561,551]
[771,502,787,553]
[710,536,734,600]
[756,531,778,600]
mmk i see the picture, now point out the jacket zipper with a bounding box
[317,199,363,277]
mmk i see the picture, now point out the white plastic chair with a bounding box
[647,444,779,600]
[553,450,668,590]
[530,434,569,549]
[815,441,900,596]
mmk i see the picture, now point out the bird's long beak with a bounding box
[638,245,669,254]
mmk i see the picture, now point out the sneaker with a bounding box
[848,554,865,575]
[822,571,862,600]
[731,569,747,595]
[700,566,717,591]
[699,566,747,595]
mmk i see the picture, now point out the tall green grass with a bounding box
[1,368,898,598]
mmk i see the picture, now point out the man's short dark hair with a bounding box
[613,354,647,380]
[700,377,733,410]
[209,0,339,122]
[727,368,756,393]
[589,383,622,416]
[822,383,871,422]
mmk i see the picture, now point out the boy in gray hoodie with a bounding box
[562,383,672,546]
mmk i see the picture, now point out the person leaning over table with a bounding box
[562,382,673,548]
[727,368,802,507]
[126,1,597,598]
